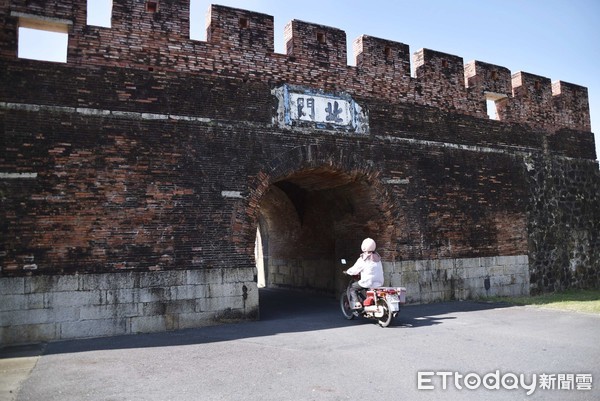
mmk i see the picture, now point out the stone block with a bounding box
[515,254,529,265]
[139,287,172,303]
[439,258,455,270]
[79,272,136,291]
[26,293,45,309]
[185,269,204,285]
[176,284,208,301]
[0,323,57,345]
[222,267,255,283]
[130,315,167,334]
[196,296,220,312]
[418,291,432,304]
[139,271,186,288]
[0,277,24,294]
[278,264,291,276]
[103,288,139,305]
[486,264,505,277]
[401,270,419,284]
[178,311,215,329]
[414,259,430,272]
[47,290,101,307]
[453,288,470,300]
[464,265,485,279]
[400,260,416,272]
[481,256,498,268]
[244,285,259,306]
[141,302,167,317]
[169,299,198,315]
[25,275,80,294]
[470,286,487,298]
[79,303,140,320]
[404,282,421,299]
[0,294,26,312]
[202,269,224,285]
[208,282,242,298]
[171,285,196,301]
[142,299,196,316]
[222,296,245,311]
[1,309,37,326]
[388,272,402,286]
[60,318,129,339]
[460,257,482,269]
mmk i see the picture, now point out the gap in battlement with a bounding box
[486,99,497,120]
[189,0,203,41]
[485,92,507,120]
[17,20,68,63]
[86,0,112,28]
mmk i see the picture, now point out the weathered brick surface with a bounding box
[0,1,598,344]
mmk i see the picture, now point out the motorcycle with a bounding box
[340,267,406,327]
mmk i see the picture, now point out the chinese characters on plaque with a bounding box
[272,85,369,134]
[289,93,350,126]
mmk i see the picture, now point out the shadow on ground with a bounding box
[0,288,512,358]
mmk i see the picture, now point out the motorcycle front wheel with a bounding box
[377,298,393,327]
[340,291,355,320]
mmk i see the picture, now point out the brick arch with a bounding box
[240,143,401,293]
[257,144,399,248]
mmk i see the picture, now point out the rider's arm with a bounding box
[345,257,364,275]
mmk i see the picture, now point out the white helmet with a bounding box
[361,238,376,252]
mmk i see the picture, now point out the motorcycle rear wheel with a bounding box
[377,298,393,327]
[340,291,355,320]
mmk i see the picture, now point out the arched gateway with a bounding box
[1,1,598,345]
[251,147,399,296]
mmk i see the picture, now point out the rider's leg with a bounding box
[350,281,364,308]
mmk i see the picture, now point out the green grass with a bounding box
[489,289,600,314]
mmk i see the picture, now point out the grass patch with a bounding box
[488,289,600,314]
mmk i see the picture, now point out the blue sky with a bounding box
[19,0,600,161]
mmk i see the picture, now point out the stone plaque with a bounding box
[273,84,369,134]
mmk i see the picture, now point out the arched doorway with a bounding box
[254,166,393,297]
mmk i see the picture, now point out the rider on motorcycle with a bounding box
[343,238,384,309]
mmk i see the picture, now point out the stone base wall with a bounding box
[0,268,258,346]
[267,258,334,293]
[386,255,529,303]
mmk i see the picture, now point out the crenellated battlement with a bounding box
[0,0,592,133]
[284,19,348,67]
[207,5,274,53]
[353,35,411,79]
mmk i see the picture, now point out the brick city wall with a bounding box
[1,1,598,345]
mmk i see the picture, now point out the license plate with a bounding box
[387,294,400,302]
[386,294,400,311]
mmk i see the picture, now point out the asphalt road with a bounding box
[2,288,599,401]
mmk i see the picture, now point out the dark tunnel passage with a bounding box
[254,166,389,297]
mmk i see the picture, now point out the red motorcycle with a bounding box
[340,272,406,327]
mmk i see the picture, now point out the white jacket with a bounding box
[346,254,384,288]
